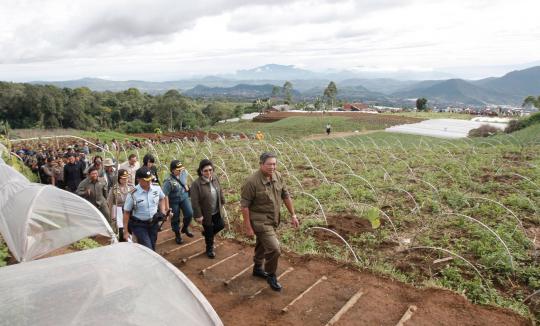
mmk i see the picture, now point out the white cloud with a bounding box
[0,0,539,81]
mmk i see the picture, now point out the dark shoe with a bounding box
[182,227,194,238]
[267,274,282,291]
[252,267,269,279]
[175,231,183,244]
[206,247,215,259]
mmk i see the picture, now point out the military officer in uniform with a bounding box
[162,160,194,244]
[123,166,167,250]
[107,169,134,240]
[241,152,299,291]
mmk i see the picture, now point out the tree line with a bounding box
[0,82,252,132]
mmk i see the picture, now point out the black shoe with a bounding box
[175,232,183,244]
[206,248,215,259]
[252,267,269,279]
[182,227,194,238]
[267,274,282,291]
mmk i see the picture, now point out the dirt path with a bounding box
[156,228,529,326]
[304,130,380,141]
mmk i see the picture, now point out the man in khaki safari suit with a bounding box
[241,152,299,291]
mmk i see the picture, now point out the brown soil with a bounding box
[252,111,423,125]
[153,228,530,325]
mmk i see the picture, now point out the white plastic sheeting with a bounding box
[385,118,507,139]
[0,163,116,262]
[0,243,223,326]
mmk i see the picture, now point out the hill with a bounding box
[392,79,512,105]
[474,66,540,101]
[183,83,301,99]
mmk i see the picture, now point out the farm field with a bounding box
[2,117,540,323]
[210,114,422,138]
[103,122,540,321]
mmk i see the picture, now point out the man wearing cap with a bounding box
[162,160,193,244]
[123,166,167,250]
[77,166,111,222]
[241,152,299,292]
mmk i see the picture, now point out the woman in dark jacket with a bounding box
[190,159,226,258]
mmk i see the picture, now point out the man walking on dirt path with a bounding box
[326,123,331,136]
[241,152,299,291]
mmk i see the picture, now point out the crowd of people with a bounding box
[10,138,300,292]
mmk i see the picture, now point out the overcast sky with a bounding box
[1,0,539,81]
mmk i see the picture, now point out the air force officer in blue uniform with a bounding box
[123,166,166,250]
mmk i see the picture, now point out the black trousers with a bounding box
[203,213,225,248]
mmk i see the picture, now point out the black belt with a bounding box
[130,216,153,224]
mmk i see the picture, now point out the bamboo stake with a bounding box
[162,238,203,255]
[282,275,327,313]
[325,289,364,326]
[156,236,176,245]
[181,243,222,263]
[200,252,240,276]
[224,263,254,286]
[396,305,417,326]
[249,267,294,299]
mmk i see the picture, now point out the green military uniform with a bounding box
[241,169,290,275]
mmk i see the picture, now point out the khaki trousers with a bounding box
[253,229,281,275]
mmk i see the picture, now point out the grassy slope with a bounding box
[210,115,404,138]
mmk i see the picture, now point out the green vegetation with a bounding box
[210,116,398,137]
[71,238,101,251]
[122,122,539,320]
[0,237,9,267]
[416,97,428,111]
[2,112,539,320]
[505,111,540,133]
[0,82,251,132]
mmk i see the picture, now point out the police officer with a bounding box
[123,166,167,251]
[162,160,194,244]
[241,152,299,291]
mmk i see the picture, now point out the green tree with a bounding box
[323,81,338,109]
[416,97,428,111]
[523,95,540,108]
[283,81,293,103]
[202,102,234,125]
[271,86,280,98]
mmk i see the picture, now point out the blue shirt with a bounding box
[124,184,165,221]
[162,171,189,200]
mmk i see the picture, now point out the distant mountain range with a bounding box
[29,64,540,106]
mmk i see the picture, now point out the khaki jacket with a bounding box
[190,176,226,227]
[76,177,108,209]
[240,170,290,233]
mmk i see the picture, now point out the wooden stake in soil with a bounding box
[395,305,417,326]
[249,267,294,299]
[224,263,254,286]
[156,236,176,246]
[281,275,327,313]
[324,289,364,326]
[162,238,203,255]
[181,243,222,263]
[200,252,240,276]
